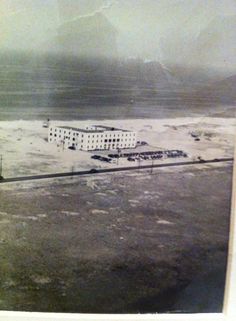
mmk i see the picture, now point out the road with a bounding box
[0,157,233,184]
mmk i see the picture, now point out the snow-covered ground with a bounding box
[0,117,235,177]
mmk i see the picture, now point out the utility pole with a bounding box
[138,156,141,170]
[71,165,74,179]
[150,158,154,174]
[117,148,121,165]
[0,154,3,179]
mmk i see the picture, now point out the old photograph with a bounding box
[0,0,235,314]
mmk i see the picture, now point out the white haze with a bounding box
[0,0,236,71]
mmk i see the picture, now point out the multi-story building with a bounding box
[48,125,137,151]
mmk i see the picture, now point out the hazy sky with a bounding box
[0,0,236,70]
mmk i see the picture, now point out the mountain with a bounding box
[198,75,236,103]
[160,14,236,73]
[190,15,236,72]
[47,13,118,59]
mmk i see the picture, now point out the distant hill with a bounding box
[197,75,236,104]
[0,50,235,109]
[161,14,236,73]
[47,13,118,59]
[191,15,236,72]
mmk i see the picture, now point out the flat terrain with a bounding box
[0,163,232,313]
[0,117,235,177]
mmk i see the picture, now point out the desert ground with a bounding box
[0,116,235,313]
[0,163,233,313]
[0,117,235,177]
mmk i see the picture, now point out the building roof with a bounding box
[58,125,130,133]
[58,126,103,133]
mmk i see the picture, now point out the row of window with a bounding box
[49,138,135,149]
[50,128,136,138]
[50,133,135,144]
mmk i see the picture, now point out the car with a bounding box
[68,145,76,150]
[198,157,206,163]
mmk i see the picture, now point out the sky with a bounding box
[0,0,236,71]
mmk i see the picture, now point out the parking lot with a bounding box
[91,149,188,164]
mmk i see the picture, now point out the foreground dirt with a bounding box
[0,164,233,313]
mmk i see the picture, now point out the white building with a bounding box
[48,125,137,151]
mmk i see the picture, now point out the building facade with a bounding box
[48,125,137,151]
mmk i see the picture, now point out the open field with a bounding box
[0,117,235,177]
[0,163,232,313]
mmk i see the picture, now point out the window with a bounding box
[109,139,112,143]
[105,139,108,143]
[50,133,52,136]
[113,139,116,142]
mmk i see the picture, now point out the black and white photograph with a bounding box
[0,0,235,316]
